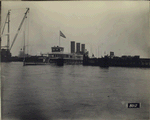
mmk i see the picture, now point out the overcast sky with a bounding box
[1,1,149,58]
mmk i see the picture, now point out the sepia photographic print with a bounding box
[1,1,150,120]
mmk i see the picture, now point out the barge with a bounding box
[83,53,150,68]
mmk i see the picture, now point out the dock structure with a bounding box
[109,56,150,68]
[83,54,150,68]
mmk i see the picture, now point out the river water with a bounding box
[1,62,150,120]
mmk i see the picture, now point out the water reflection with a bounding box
[19,68,48,119]
[2,64,48,120]
[2,63,150,119]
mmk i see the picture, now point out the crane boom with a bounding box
[1,10,9,35]
[10,8,29,51]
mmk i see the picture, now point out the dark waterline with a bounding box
[1,62,150,120]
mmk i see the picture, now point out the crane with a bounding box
[9,8,29,51]
[1,10,11,50]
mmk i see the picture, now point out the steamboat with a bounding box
[42,45,83,65]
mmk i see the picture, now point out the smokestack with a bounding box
[81,44,85,54]
[76,43,80,54]
[71,41,75,53]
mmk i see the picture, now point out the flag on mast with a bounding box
[60,31,66,38]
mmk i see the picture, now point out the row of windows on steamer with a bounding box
[52,48,63,51]
[49,54,83,59]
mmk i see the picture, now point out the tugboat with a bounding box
[83,53,99,66]
[83,52,110,68]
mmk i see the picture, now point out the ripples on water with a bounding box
[1,62,150,120]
